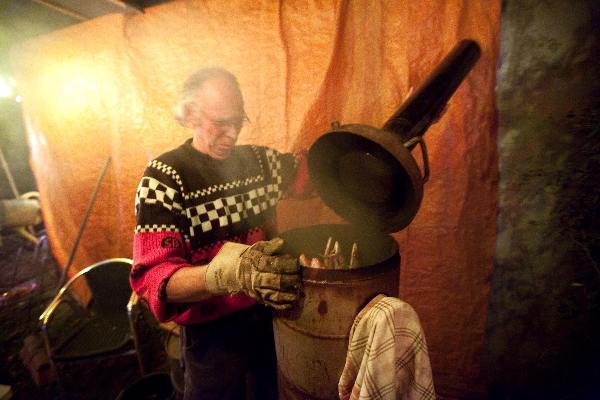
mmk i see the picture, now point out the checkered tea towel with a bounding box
[338,295,435,400]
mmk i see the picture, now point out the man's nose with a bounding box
[223,126,239,140]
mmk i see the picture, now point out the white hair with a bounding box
[173,67,244,126]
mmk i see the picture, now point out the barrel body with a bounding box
[274,224,399,399]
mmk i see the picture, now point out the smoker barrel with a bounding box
[274,224,399,399]
[284,39,481,398]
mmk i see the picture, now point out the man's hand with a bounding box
[204,238,301,309]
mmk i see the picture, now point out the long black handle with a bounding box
[382,39,481,149]
[57,157,111,288]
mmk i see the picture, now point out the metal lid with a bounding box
[307,123,425,233]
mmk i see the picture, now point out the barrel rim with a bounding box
[301,251,400,282]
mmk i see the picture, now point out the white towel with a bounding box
[338,294,435,400]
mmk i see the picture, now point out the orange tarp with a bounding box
[12,0,500,396]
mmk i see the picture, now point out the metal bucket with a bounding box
[274,224,399,399]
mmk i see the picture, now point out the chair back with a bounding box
[83,258,132,316]
[38,258,137,366]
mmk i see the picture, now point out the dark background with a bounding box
[483,0,600,398]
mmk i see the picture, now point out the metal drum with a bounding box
[274,224,399,400]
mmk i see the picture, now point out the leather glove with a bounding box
[204,238,301,309]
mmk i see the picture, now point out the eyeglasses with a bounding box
[200,110,250,130]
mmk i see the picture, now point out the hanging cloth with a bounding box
[339,294,435,400]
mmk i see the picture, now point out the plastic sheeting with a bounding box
[12,0,500,395]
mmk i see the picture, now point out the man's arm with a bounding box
[165,264,211,303]
[167,239,302,310]
[133,154,303,316]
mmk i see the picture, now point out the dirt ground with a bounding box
[0,231,171,400]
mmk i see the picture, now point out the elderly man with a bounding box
[131,68,308,399]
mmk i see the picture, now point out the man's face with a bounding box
[191,77,246,160]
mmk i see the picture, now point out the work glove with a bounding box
[204,238,301,310]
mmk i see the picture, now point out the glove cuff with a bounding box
[204,242,249,295]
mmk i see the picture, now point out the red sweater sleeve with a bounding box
[290,149,315,198]
[276,148,316,199]
[131,230,191,322]
[131,169,191,322]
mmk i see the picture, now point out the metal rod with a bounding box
[324,237,333,257]
[106,0,144,12]
[349,242,359,269]
[0,146,19,198]
[57,157,111,288]
[31,0,88,21]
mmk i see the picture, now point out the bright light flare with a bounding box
[39,58,102,116]
[0,76,13,97]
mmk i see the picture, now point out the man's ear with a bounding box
[181,104,199,128]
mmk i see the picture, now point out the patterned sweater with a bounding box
[131,139,300,325]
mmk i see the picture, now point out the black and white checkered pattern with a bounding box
[134,224,190,241]
[186,183,283,236]
[134,224,179,233]
[184,146,284,201]
[265,149,283,185]
[251,146,265,173]
[149,160,184,189]
[136,177,184,215]
[184,175,264,200]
